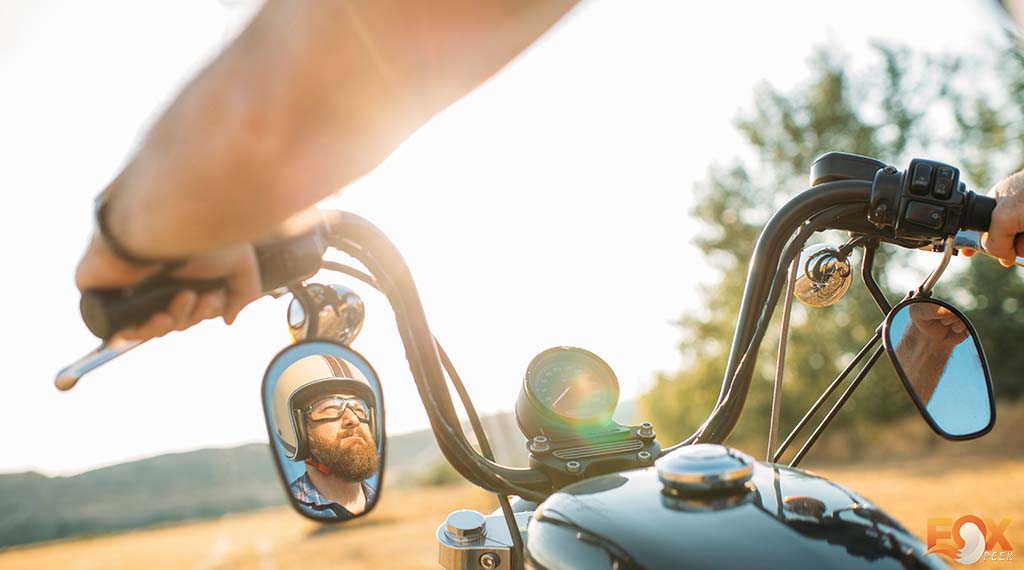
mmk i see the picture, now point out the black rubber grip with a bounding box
[81,278,226,339]
[79,226,329,340]
[963,192,996,232]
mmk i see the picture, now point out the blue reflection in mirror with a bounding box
[885,299,993,438]
[262,340,384,522]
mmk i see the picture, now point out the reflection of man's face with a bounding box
[305,392,378,482]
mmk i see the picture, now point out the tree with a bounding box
[640,41,1024,460]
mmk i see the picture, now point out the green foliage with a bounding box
[411,459,463,487]
[641,40,1024,458]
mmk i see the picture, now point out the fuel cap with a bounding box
[655,444,754,493]
[444,510,487,544]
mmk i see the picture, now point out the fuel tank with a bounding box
[525,445,946,570]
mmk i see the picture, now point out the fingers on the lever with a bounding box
[985,196,1024,267]
[123,289,227,340]
[194,290,226,324]
[168,290,198,331]
[121,312,176,341]
[1011,234,1024,267]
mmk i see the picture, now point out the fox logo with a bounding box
[927,516,1013,565]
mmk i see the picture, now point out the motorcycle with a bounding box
[59,152,1013,568]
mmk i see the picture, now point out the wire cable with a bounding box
[320,260,525,567]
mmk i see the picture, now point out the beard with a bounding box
[308,427,379,482]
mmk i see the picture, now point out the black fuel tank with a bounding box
[525,447,946,570]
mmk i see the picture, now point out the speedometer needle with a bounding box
[552,385,573,408]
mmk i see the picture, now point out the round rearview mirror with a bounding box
[882,297,995,440]
[262,340,385,522]
[288,284,365,344]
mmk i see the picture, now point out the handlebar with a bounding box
[963,191,996,232]
[73,154,1001,498]
[77,210,554,498]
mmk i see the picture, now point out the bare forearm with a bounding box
[109,0,580,257]
[894,325,954,404]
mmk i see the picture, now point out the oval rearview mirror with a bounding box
[262,340,385,522]
[882,297,995,440]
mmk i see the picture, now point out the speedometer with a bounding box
[523,347,619,423]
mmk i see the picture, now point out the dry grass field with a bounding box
[3,406,1022,569]
[0,483,498,570]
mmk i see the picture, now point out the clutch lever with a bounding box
[952,230,1024,268]
[55,336,143,391]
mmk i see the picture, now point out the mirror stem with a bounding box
[788,346,885,468]
[918,237,955,295]
[767,257,799,461]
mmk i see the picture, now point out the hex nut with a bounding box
[480,552,500,569]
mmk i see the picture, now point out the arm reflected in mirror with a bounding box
[893,302,969,404]
[883,298,995,440]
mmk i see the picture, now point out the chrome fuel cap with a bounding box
[444,510,487,544]
[655,444,754,493]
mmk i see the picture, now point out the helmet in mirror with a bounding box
[882,297,995,440]
[263,340,385,522]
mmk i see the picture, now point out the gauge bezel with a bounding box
[522,346,620,425]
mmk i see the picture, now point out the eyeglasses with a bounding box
[306,396,370,423]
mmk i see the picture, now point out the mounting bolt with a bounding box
[637,422,655,438]
[529,436,550,454]
[883,166,897,175]
[479,553,501,569]
[637,451,652,464]
[566,461,582,474]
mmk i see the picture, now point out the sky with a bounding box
[0,0,1007,476]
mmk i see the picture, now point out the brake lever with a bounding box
[55,336,143,391]
[952,230,1024,268]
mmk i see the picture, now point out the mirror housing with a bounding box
[262,339,385,522]
[882,297,995,440]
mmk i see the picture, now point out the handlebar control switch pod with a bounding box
[868,157,997,240]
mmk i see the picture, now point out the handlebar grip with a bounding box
[963,192,996,232]
[79,227,328,340]
[80,278,224,340]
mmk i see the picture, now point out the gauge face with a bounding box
[525,348,619,422]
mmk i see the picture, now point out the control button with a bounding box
[933,167,954,199]
[905,201,946,230]
[910,163,933,195]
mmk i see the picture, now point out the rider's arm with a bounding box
[892,303,967,404]
[108,0,580,258]
[894,324,955,404]
[75,0,579,339]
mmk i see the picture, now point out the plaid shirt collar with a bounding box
[290,472,376,515]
